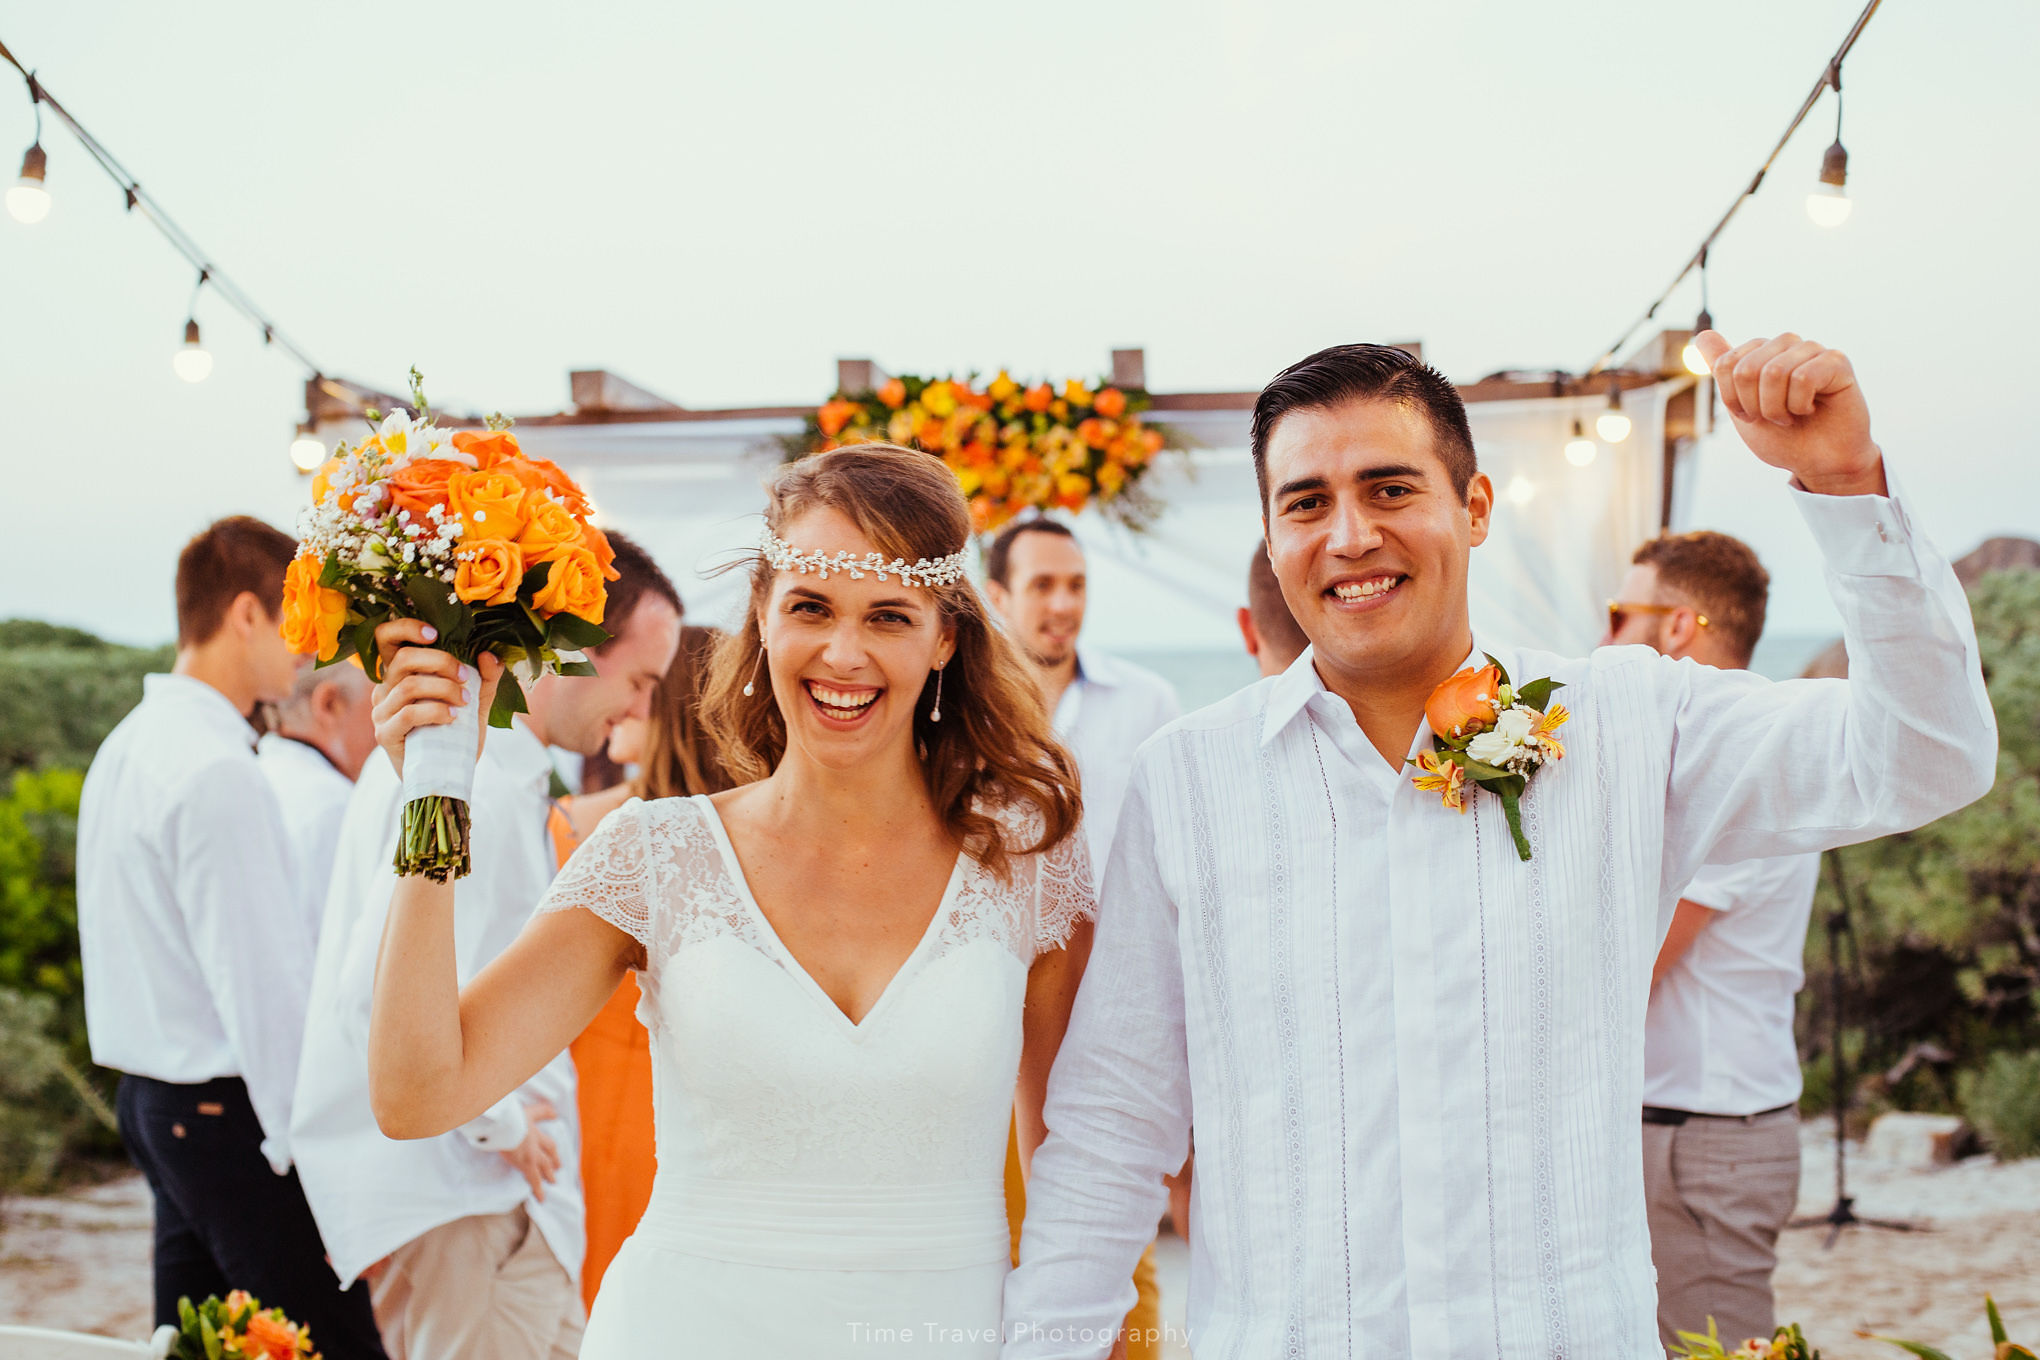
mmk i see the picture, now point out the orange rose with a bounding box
[240,1312,303,1360]
[280,555,347,661]
[388,458,464,521]
[454,537,524,606]
[582,522,620,581]
[877,378,906,409]
[1425,662,1505,742]
[1094,386,1128,419]
[1022,383,1054,413]
[516,497,583,564]
[447,467,530,541]
[494,456,591,517]
[817,399,858,438]
[451,429,521,469]
[533,545,606,624]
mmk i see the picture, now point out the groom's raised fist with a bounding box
[1692,329,1886,497]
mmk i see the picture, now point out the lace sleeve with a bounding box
[536,797,654,950]
[1033,826,1098,958]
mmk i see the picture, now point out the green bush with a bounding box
[0,988,75,1197]
[0,617,173,774]
[1959,1049,2040,1160]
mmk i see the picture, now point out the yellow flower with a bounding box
[1412,749,1468,812]
[987,370,1019,403]
[1063,378,1093,407]
[921,381,958,417]
[1529,703,1570,761]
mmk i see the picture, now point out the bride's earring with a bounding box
[742,645,765,698]
[929,664,944,723]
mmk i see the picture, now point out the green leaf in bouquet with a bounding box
[545,610,610,652]
[1460,757,1519,784]
[1516,676,1566,712]
[1865,1338,1955,1360]
[555,658,598,677]
[518,560,553,599]
[490,670,529,729]
[402,572,468,650]
[318,549,348,589]
[178,1297,199,1333]
[199,1313,223,1360]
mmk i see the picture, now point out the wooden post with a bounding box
[1110,348,1147,390]
[836,358,889,396]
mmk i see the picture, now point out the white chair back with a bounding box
[0,1324,176,1359]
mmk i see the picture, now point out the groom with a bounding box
[1002,332,1997,1357]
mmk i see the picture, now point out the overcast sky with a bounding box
[4,0,2036,646]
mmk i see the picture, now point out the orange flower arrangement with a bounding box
[789,371,1177,532]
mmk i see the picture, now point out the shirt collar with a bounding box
[1071,644,1124,691]
[1258,637,1503,750]
[145,672,258,750]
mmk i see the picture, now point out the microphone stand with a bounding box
[1788,855,1915,1246]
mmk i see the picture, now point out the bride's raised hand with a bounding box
[369,619,503,778]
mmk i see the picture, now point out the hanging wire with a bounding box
[1584,0,1884,376]
[1,34,333,383]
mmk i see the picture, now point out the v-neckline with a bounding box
[692,794,967,1035]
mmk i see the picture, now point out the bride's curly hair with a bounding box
[700,444,1082,879]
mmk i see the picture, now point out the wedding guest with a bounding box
[984,515,1178,1358]
[292,533,682,1360]
[78,517,388,1359]
[551,623,731,1311]
[1003,333,1997,1358]
[259,660,377,943]
[1238,540,1309,678]
[1603,530,1818,1346]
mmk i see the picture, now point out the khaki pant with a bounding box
[1643,1108,1802,1349]
[371,1207,584,1360]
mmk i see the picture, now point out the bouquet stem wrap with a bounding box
[397,662,479,882]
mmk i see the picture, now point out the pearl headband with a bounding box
[761,531,970,588]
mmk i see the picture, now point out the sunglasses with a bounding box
[1606,600,1709,633]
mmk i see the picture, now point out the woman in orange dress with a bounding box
[549,625,728,1310]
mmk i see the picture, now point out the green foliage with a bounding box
[1808,570,2040,1103]
[0,988,74,1196]
[1958,1049,2040,1160]
[0,617,173,773]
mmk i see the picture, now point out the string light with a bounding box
[290,423,326,471]
[1806,64,1852,227]
[1564,419,1597,467]
[1596,378,1632,444]
[1585,1,1882,377]
[1506,474,1537,506]
[7,141,46,223]
[1681,249,1715,377]
[174,319,212,383]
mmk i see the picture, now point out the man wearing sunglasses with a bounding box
[1602,530,1818,1347]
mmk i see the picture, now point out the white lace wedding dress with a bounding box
[535,793,1095,1358]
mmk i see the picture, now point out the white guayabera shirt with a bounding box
[1003,482,1997,1360]
[291,718,584,1288]
[256,732,356,949]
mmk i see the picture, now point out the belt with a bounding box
[1642,1102,1796,1126]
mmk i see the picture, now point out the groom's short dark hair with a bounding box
[1250,344,1478,507]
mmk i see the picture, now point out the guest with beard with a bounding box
[79,517,388,1359]
[551,622,733,1310]
[258,660,377,946]
[983,516,1178,1360]
[292,533,682,1360]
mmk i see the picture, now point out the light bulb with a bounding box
[173,319,213,383]
[1564,419,1597,467]
[290,426,326,471]
[1806,140,1851,227]
[1805,182,1852,227]
[7,143,49,224]
[1506,474,1537,506]
[1596,408,1631,443]
[1682,340,1711,377]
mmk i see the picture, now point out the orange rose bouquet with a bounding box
[169,1290,320,1360]
[1409,655,1570,861]
[282,371,610,881]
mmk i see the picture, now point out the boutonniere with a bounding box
[1408,655,1569,861]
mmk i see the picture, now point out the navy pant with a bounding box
[117,1075,389,1360]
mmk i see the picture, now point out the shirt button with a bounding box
[171,1123,187,1139]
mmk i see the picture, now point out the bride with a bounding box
[365,444,1098,1357]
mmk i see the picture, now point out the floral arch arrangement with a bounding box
[788,371,1179,533]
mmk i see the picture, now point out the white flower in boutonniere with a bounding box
[1408,654,1571,861]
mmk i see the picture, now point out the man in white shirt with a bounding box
[292,533,683,1360]
[1238,540,1309,679]
[259,660,376,945]
[1603,529,1820,1345]
[79,517,389,1359]
[1003,333,1997,1358]
[983,516,1180,866]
